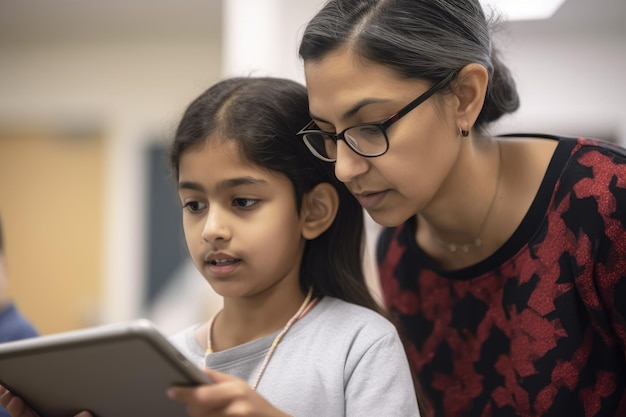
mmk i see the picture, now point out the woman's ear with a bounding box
[451,63,489,130]
[300,183,339,240]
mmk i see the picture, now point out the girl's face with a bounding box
[177,138,306,300]
[304,48,461,227]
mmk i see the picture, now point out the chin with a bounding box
[366,208,411,228]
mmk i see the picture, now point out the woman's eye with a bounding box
[183,201,207,212]
[232,198,258,209]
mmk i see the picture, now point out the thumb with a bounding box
[203,368,238,384]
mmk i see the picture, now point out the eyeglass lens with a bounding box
[304,124,387,160]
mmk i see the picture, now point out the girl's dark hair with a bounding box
[299,0,519,134]
[170,77,381,314]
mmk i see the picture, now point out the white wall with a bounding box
[492,24,626,144]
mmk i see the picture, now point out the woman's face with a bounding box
[304,48,461,227]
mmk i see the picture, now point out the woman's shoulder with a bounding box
[500,133,626,190]
[570,136,626,163]
[557,136,626,187]
[499,133,626,159]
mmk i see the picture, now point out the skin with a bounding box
[178,137,311,350]
[304,47,557,270]
[178,138,308,326]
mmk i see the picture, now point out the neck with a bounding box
[211,287,308,352]
[417,139,503,265]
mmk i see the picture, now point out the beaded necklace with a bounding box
[432,141,503,253]
[203,287,318,390]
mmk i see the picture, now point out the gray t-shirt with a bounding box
[170,296,419,417]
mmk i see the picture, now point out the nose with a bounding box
[201,207,231,244]
[334,140,369,183]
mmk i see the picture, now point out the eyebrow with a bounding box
[310,97,392,125]
[178,176,269,192]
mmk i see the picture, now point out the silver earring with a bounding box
[459,128,469,137]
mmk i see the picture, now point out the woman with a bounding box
[296,1,626,416]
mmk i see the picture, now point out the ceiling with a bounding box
[0,0,624,45]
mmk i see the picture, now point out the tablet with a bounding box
[0,319,212,417]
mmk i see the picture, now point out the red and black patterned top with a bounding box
[377,136,626,417]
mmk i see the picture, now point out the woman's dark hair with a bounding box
[299,0,519,134]
[170,76,381,314]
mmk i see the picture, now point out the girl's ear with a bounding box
[451,63,489,131]
[300,183,339,240]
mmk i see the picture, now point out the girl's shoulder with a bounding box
[168,322,204,364]
[312,297,397,334]
[288,297,406,362]
[318,296,385,315]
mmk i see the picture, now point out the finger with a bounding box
[0,387,21,416]
[167,385,214,405]
[0,385,9,408]
[166,368,230,404]
[202,368,237,383]
[167,385,218,417]
[168,379,247,410]
[4,394,36,417]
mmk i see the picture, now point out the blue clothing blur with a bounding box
[0,303,38,343]
[0,302,38,417]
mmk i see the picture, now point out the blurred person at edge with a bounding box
[297,0,626,416]
[0,215,39,417]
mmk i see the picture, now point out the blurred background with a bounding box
[0,0,624,336]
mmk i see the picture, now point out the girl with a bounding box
[0,77,419,417]
[166,76,418,416]
[297,1,626,416]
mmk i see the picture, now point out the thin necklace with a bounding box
[203,287,318,390]
[432,141,502,253]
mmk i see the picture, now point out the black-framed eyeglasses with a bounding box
[297,71,457,162]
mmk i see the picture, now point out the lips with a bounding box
[204,253,242,275]
[208,258,240,266]
[354,190,389,210]
[205,259,241,276]
[205,252,239,263]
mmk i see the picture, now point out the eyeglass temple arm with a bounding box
[384,71,457,126]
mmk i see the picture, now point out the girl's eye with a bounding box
[183,201,207,212]
[232,198,258,209]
